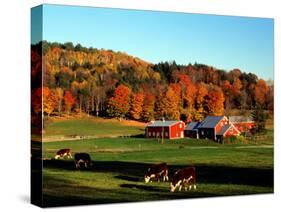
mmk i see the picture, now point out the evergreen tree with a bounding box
[251,104,267,134]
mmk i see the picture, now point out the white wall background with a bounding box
[0,0,280,211]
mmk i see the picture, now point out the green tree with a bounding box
[251,104,267,134]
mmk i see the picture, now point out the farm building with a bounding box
[216,123,240,142]
[197,116,229,140]
[145,120,185,139]
[229,116,255,132]
[184,122,201,139]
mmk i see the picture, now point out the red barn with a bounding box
[229,116,255,132]
[198,116,230,140]
[146,120,185,139]
[216,123,240,142]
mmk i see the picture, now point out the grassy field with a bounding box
[40,137,273,207]
[36,117,274,207]
[43,117,145,140]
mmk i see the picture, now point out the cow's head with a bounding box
[169,180,182,192]
[144,175,150,183]
[144,174,155,183]
[169,182,176,192]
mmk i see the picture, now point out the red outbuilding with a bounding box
[146,120,185,139]
[229,116,255,132]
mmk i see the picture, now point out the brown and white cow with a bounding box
[74,153,92,168]
[54,148,72,159]
[144,162,168,183]
[170,167,196,192]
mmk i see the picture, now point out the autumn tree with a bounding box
[254,79,269,106]
[38,41,273,119]
[42,87,57,117]
[193,82,208,121]
[55,87,64,116]
[206,87,225,116]
[107,84,131,119]
[155,86,180,120]
[130,92,144,120]
[63,90,76,115]
[141,93,155,122]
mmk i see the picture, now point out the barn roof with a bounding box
[229,116,253,123]
[198,116,225,128]
[217,124,231,135]
[185,122,201,131]
[147,120,181,127]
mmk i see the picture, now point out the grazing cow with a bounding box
[74,153,92,168]
[54,148,72,159]
[144,162,169,183]
[170,167,196,192]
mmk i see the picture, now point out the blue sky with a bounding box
[32,4,274,80]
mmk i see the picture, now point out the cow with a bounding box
[54,148,72,159]
[170,167,196,192]
[144,162,168,183]
[74,153,92,169]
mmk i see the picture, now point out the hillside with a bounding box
[31,41,274,124]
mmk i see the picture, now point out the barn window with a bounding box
[165,132,168,137]
[148,132,151,136]
[156,132,159,137]
[152,132,155,137]
[202,131,204,135]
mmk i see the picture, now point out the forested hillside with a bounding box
[31,41,274,122]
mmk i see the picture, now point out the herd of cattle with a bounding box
[54,148,197,192]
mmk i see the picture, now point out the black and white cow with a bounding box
[144,162,168,183]
[74,153,92,168]
[169,167,196,192]
[55,148,72,159]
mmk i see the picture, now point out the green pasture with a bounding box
[44,117,145,137]
[41,137,273,207]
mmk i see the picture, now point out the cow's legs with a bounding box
[179,185,182,191]
[75,162,80,169]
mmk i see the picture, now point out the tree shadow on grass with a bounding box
[43,159,273,187]
[42,159,273,207]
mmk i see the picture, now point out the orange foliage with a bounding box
[42,87,57,117]
[206,88,225,116]
[156,86,180,120]
[107,84,131,118]
[255,79,269,105]
[141,93,155,121]
[130,92,145,120]
[63,90,76,114]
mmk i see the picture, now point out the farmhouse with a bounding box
[229,116,255,132]
[146,120,185,139]
[184,122,201,139]
[197,116,229,140]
